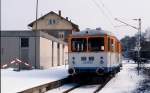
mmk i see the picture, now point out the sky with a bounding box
[1,0,150,39]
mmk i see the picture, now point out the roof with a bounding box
[71,28,115,37]
[28,11,79,31]
[1,31,67,45]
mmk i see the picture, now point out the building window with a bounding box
[48,19,58,25]
[58,32,64,40]
[48,19,52,25]
[21,38,29,47]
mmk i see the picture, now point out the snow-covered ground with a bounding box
[99,60,147,93]
[1,60,150,93]
[1,65,68,93]
[69,85,99,93]
[46,83,78,93]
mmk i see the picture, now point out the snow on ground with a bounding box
[1,65,68,93]
[99,60,144,93]
[132,62,150,93]
[69,85,99,93]
[2,60,149,93]
[46,83,78,93]
[143,63,150,68]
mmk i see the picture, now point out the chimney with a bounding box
[66,17,68,20]
[58,10,61,16]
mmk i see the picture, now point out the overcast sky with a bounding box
[1,0,150,39]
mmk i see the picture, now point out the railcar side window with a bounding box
[88,37,104,51]
[71,38,87,52]
[111,39,115,52]
[108,37,111,51]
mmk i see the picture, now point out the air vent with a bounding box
[89,57,94,61]
[81,57,86,61]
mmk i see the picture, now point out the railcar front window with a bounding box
[71,38,87,52]
[88,37,104,51]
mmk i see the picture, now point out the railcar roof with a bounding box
[72,28,115,37]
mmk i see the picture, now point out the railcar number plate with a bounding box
[83,61,93,64]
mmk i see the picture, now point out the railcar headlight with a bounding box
[72,57,75,60]
[100,56,103,59]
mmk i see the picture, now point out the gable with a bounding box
[28,11,79,31]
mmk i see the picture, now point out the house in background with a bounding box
[28,10,79,42]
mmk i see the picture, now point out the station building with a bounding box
[1,10,79,69]
[28,10,79,42]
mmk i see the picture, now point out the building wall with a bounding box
[32,14,73,30]
[64,45,68,65]
[43,30,72,42]
[1,31,68,69]
[59,44,63,66]
[1,36,36,68]
[39,37,52,69]
[25,37,36,68]
[53,42,58,66]
[1,37,19,66]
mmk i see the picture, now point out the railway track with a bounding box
[93,75,112,93]
[19,77,71,93]
[62,84,81,93]
[60,74,113,93]
[19,74,114,93]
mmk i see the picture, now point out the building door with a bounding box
[20,38,29,69]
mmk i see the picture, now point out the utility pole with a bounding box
[115,18,142,74]
[35,0,39,69]
[133,18,141,72]
[36,0,38,30]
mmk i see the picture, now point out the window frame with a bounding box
[88,37,105,52]
[71,38,87,52]
[21,38,29,48]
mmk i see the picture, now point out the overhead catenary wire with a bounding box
[95,0,118,29]
[98,0,114,19]
[91,0,115,29]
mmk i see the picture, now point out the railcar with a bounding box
[68,28,122,75]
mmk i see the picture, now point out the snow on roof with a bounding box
[72,28,115,37]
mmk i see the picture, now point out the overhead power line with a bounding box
[91,0,115,28]
[98,0,114,19]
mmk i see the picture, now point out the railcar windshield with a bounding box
[71,38,87,52]
[88,37,104,51]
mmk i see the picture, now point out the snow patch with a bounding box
[1,65,68,93]
[99,63,144,93]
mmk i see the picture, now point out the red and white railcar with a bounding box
[68,28,122,75]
